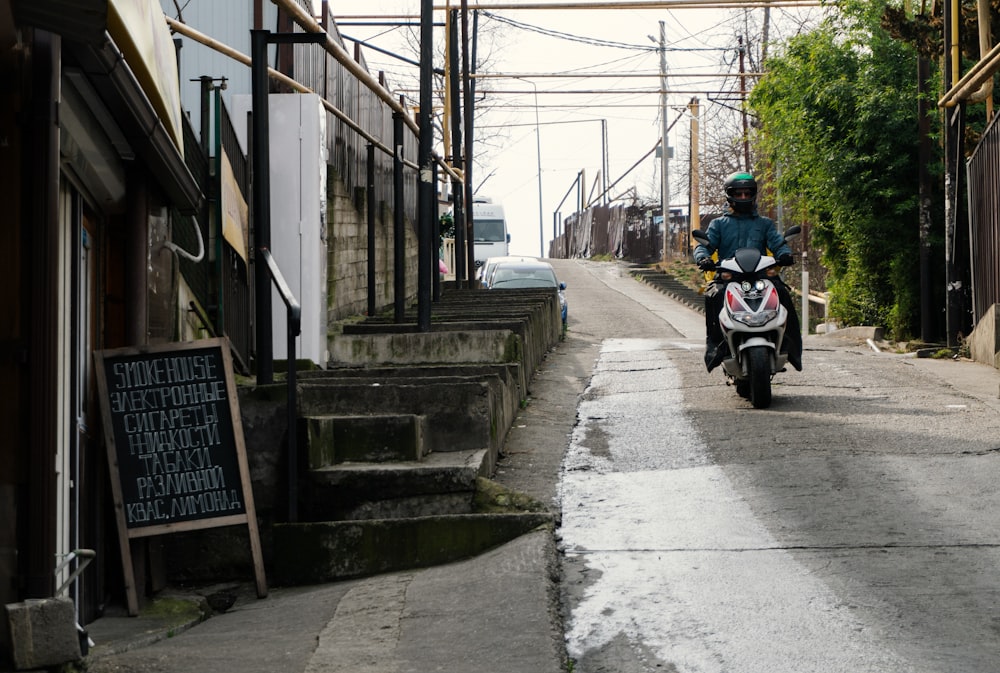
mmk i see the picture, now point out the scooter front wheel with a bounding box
[748,346,772,409]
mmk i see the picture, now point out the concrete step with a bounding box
[629,267,706,314]
[298,377,505,458]
[302,448,490,521]
[273,473,554,584]
[302,413,427,468]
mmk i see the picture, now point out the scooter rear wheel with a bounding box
[748,346,772,408]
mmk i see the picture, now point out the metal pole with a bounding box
[393,101,406,322]
[418,0,434,330]
[601,119,608,205]
[286,317,298,522]
[688,97,699,259]
[802,260,810,340]
[367,143,376,316]
[462,5,478,283]
[433,159,442,301]
[449,9,467,287]
[527,79,544,258]
[250,29,273,384]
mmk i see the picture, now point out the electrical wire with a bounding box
[482,10,659,51]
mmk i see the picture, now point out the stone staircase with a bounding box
[628,265,706,314]
[268,287,563,585]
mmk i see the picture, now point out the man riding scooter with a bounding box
[693,172,803,372]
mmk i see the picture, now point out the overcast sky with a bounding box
[328,2,822,257]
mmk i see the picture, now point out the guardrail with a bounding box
[259,247,302,522]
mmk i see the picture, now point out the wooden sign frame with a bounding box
[94,338,266,615]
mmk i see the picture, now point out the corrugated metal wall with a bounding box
[550,204,662,264]
[967,112,1000,324]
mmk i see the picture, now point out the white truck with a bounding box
[471,198,510,269]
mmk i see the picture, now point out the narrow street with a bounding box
[536,258,1000,672]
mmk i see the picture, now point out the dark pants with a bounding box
[704,280,802,372]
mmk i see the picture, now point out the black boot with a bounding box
[704,339,729,372]
[784,335,802,371]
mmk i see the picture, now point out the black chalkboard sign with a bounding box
[95,338,266,614]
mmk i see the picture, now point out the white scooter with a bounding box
[692,226,801,409]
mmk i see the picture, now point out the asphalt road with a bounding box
[529,258,1000,673]
[79,256,1000,673]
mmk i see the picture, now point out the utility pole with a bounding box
[917,55,935,342]
[738,35,750,172]
[943,0,963,346]
[657,20,670,261]
[688,97,700,260]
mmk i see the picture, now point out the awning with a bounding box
[11,0,106,46]
[13,0,203,215]
[70,34,203,215]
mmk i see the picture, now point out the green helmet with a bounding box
[724,172,757,213]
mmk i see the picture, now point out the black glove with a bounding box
[697,257,716,271]
[777,253,794,266]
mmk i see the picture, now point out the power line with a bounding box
[482,10,658,50]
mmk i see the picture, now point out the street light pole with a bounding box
[520,77,545,258]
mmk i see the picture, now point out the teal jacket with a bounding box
[693,210,791,263]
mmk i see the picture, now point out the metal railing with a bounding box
[258,247,302,523]
[968,111,1000,325]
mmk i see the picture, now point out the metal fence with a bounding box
[967,111,1000,324]
[295,20,419,225]
[218,100,253,372]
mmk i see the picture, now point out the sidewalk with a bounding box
[82,313,593,673]
[84,529,564,673]
[812,329,1000,413]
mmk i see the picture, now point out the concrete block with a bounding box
[329,329,522,367]
[967,304,1000,367]
[299,379,497,454]
[5,597,81,669]
[304,414,425,467]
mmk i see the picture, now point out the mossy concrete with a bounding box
[302,449,490,522]
[303,414,425,467]
[271,513,554,584]
[298,378,500,455]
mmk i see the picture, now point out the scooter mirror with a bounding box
[782,225,802,241]
[691,229,710,246]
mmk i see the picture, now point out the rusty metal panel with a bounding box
[552,203,661,263]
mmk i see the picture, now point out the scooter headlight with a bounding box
[731,309,778,326]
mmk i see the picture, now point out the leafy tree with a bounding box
[749,3,930,339]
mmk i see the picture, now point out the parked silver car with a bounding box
[485,259,567,326]
[477,255,537,289]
